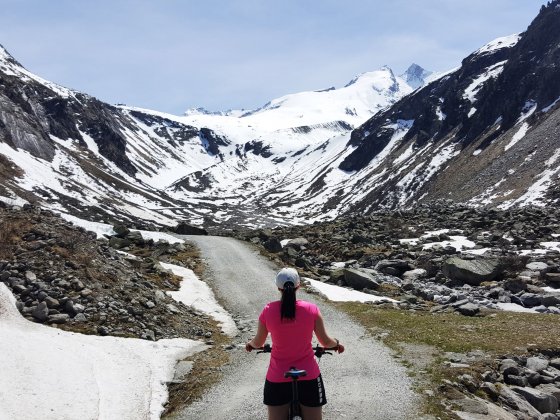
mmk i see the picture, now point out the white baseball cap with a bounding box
[275,267,301,289]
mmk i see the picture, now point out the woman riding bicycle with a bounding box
[246,267,345,420]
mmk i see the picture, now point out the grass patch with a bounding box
[339,303,560,354]
[163,331,230,417]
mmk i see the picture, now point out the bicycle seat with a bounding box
[284,368,307,379]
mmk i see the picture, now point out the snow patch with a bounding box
[505,122,529,151]
[304,278,396,303]
[162,262,237,336]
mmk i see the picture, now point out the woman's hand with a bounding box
[336,343,345,354]
[245,342,255,352]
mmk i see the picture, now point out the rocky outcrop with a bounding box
[0,205,218,341]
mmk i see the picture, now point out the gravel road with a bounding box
[169,235,420,419]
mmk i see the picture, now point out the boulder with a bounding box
[526,262,549,271]
[285,238,309,249]
[172,222,208,236]
[343,269,380,290]
[527,357,550,373]
[402,269,427,282]
[504,277,528,293]
[536,385,560,402]
[375,259,411,275]
[541,294,560,307]
[442,257,502,285]
[499,385,542,418]
[512,386,559,414]
[263,238,282,253]
[112,224,130,238]
[545,273,560,285]
[519,293,542,308]
[457,303,480,317]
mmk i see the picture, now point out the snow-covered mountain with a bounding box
[0,44,418,227]
[0,1,559,229]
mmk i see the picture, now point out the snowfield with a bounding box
[0,283,207,420]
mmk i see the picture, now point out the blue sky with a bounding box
[0,0,548,114]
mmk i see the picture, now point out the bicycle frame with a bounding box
[256,344,337,420]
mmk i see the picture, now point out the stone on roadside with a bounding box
[172,222,208,235]
[263,238,282,253]
[442,257,502,285]
[343,268,379,290]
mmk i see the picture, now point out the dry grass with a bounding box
[0,218,32,258]
[339,303,560,354]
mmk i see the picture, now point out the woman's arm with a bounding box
[245,320,269,352]
[314,312,345,353]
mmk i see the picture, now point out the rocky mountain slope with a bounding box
[0,2,559,229]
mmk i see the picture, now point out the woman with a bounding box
[246,267,345,420]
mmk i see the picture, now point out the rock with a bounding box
[457,303,480,316]
[536,384,560,402]
[126,230,145,245]
[48,314,70,324]
[526,262,549,271]
[32,302,49,322]
[512,386,559,414]
[500,359,522,376]
[545,273,560,284]
[172,222,208,235]
[144,300,156,309]
[550,358,560,369]
[442,257,502,285]
[528,357,550,373]
[455,397,489,414]
[263,238,282,253]
[375,259,411,275]
[109,236,131,249]
[343,269,380,290]
[402,269,427,281]
[519,293,542,308]
[505,375,529,387]
[24,271,37,282]
[538,413,558,420]
[65,300,84,315]
[285,238,309,249]
[73,313,87,322]
[504,277,528,293]
[458,374,478,393]
[44,296,60,308]
[499,385,542,418]
[541,294,560,307]
[97,326,110,336]
[112,224,130,238]
[481,382,500,399]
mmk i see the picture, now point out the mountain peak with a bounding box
[400,63,433,90]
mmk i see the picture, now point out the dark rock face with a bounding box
[172,222,208,236]
[335,2,560,211]
[199,127,229,156]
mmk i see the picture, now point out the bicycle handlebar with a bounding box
[255,344,339,358]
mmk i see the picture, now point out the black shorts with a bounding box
[263,375,327,407]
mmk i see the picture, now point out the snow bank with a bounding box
[304,278,396,303]
[494,302,538,314]
[162,262,237,336]
[0,283,206,420]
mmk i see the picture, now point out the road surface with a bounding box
[169,235,420,419]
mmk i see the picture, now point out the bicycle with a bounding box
[256,343,339,420]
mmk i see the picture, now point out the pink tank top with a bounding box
[258,300,321,383]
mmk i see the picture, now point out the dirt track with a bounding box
[169,235,420,419]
